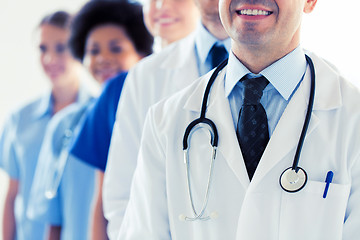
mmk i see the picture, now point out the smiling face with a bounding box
[143,0,199,46]
[39,24,80,88]
[219,0,317,59]
[83,24,142,84]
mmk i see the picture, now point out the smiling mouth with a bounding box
[156,17,176,25]
[236,9,273,16]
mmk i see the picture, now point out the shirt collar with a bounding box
[195,22,231,65]
[33,92,53,119]
[225,46,307,100]
[33,80,94,119]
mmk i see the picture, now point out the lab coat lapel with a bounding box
[184,68,250,189]
[160,33,199,90]
[251,52,342,187]
[212,80,251,189]
[250,67,319,186]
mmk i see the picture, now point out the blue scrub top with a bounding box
[27,95,96,240]
[0,94,53,240]
[69,72,127,171]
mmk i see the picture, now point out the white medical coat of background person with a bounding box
[117,52,360,240]
[103,28,230,239]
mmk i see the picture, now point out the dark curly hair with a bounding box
[69,0,153,62]
[40,10,72,29]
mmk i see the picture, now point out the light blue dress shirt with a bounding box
[0,84,92,240]
[194,22,231,75]
[225,46,308,136]
[27,87,95,240]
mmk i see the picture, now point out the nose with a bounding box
[155,0,172,10]
[43,51,57,64]
[95,50,113,64]
[155,0,164,9]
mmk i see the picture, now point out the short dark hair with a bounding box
[39,11,72,29]
[69,0,153,61]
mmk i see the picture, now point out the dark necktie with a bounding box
[236,75,269,180]
[209,44,228,69]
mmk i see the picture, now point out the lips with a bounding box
[157,18,175,24]
[45,65,64,79]
[95,68,118,82]
[155,15,178,26]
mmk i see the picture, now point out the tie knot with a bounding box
[209,43,228,69]
[241,75,269,105]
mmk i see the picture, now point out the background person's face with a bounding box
[143,0,199,45]
[193,0,222,25]
[83,24,142,84]
[39,24,80,88]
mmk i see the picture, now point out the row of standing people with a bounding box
[0,0,200,239]
[106,0,360,239]
[4,0,358,239]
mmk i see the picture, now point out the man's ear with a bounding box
[304,0,318,13]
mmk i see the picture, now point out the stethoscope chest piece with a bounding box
[280,167,307,193]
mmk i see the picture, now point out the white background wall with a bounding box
[0,0,359,239]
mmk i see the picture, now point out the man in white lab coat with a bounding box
[117,0,360,239]
[103,0,231,238]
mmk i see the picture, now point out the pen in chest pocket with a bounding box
[323,171,334,199]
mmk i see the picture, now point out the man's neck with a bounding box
[233,43,300,74]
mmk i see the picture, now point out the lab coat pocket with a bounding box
[279,180,350,240]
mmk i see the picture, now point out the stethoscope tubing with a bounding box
[291,55,315,172]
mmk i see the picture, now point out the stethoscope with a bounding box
[181,55,315,221]
[44,105,89,199]
[44,128,73,199]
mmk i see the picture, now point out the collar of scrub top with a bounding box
[34,79,95,120]
[52,79,95,148]
[225,46,308,101]
[195,22,231,75]
[32,92,54,119]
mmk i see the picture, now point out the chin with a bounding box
[48,75,62,84]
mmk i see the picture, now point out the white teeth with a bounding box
[158,18,174,24]
[239,9,271,16]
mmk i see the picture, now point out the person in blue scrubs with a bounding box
[70,72,127,172]
[26,1,154,240]
[0,11,84,240]
[27,94,95,240]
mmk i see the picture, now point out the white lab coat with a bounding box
[118,52,360,240]
[103,32,200,239]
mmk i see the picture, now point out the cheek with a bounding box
[116,52,140,71]
[64,57,78,73]
[57,55,67,66]
[178,3,195,22]
[144,6,157,31]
